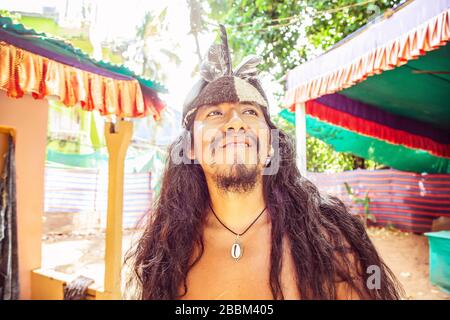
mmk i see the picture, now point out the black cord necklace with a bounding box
[209,203,267,261]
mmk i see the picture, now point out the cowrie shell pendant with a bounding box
[231,235,243,261]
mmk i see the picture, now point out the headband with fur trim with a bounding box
[182,24,269,128]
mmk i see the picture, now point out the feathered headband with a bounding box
[182,24,269,129]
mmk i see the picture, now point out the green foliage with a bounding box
[208,0,307,81]
[208,0,400,172]
[272,114,353,172]
[272,113,355,172]
[271,113,296,139]
[344,182,376,228]
[305,0,399,50]
[307,136,356,172]
[271,113,385,172]
[206,0,402,81]
[305,134,387,172]
[132,8,181,82]
[0,10,21,23]
[19,15,59,35]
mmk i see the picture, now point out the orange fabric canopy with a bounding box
[0,41,164,119]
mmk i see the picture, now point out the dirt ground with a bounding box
[367,227,449,300]
[41,226,449,300]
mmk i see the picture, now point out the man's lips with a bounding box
[222,141,250,148]
[220,138,254,148]
[209,134,258,152]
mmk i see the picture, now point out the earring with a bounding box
[264,146,274,167]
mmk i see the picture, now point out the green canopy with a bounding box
[280,109,450,174]
[283,1,450,173]
[341,43,450,131]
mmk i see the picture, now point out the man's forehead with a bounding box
[199,102,262,111]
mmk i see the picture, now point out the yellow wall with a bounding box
[0,91,48,299]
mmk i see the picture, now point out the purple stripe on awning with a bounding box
[0,29,132,81]
[315,93,450,144]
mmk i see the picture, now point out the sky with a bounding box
[1,0,281,117]
[1,0,215,110]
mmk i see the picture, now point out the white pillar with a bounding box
[295,102,307,177]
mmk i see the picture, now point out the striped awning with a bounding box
[0,16,167,120]
[284,0,450,108]
[281,0,450,173]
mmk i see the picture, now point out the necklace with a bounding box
[208,203,267,262]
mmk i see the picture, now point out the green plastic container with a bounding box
[424,231,450,294]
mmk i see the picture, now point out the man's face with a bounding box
[191,102,271,192]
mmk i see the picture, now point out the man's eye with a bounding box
[206,110,222,117]
[243,109,258,116]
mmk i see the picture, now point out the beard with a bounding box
[212,163,259,193]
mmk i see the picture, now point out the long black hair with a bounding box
[124,110,403,300]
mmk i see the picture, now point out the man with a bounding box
[126,25,403,300]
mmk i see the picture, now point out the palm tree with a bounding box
[124,7,181,83]
[187,0,207,64]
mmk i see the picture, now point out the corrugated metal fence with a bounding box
[44,166,449,234]
[308,169,450,233]
[44,166,152,230]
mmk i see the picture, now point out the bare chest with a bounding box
[179,225,300,300]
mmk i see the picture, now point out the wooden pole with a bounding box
[295,102,307,177]
[102,119,133,299]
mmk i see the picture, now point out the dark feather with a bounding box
[199,45,223,82]
[200,59,218,83]
[201,29,235,82]
[233,55,262,79]
[219,24,232,75]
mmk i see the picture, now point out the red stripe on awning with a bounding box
[306,99,450,158]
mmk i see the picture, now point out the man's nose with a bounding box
[223,109,248,133]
